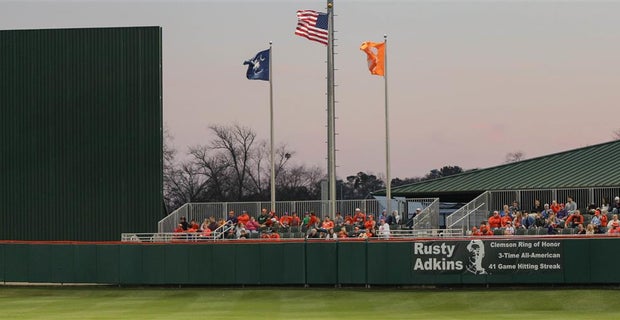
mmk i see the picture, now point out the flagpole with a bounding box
[327,0,337,217]
[269,41,276,213]
[383,34,392,220]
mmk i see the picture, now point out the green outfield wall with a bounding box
[0,238,617,285]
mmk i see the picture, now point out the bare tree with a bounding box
[209,123,257,200]
[505,151,526,163]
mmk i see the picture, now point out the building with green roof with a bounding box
[375,140,620,229]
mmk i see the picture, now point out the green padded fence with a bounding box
[1,238,619,285]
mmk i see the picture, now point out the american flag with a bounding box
[295,10,329,45]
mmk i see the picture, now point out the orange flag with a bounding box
[360,41,385,76]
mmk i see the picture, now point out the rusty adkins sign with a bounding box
[412,239,562,274]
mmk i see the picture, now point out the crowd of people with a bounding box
[472,196,620,236]
[172,207,409,240]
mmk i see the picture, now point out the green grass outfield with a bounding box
[1,286,619,319]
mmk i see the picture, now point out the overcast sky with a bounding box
[2,0,619,179]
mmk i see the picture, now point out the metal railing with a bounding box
[487,187,620,213]
[446,191,490,231]
[158,198,437,233]
[409,198,440,229]
[122,228,464,242]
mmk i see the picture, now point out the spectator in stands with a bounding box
[512,211,523,229]
[534,211,546,228]
[393,210,401,225]
[189,219,200,231]
[344,214,354,225]
[550,200,561,214]
[217,218,226,228]
[580,224,590,235]
[201,226,212,238]
[364,214,376,231]
[607,214,620,232]
[257,208,270,229]
[531,199,544,213]
[226,211,238,226]
[301,212,310,231]
[600,210,609,228]
[587,202,598,214]
[349,226,362,237]
[565,196,577,214]
[237,211,250,227]
[204,217,216,232]
[187,222,199,233]
[378,219,390,239]
[200,218,210,232]
[236,222,248,239]
[269,211,280,230]
[612,196,620,214]
[334,212,344,228]
[412,208,422,219]
[354,208,366,227]
[500,212,513,228]
[290,212,301,227]
[471,226,482,236]
[521,211,535,229]
[565,210,584,228]
[479,222,493,236]
[541,203,552,219]
[378,210,387,222]
[546,213,561,234]
[320,216,335,234]
[501,204,511,217]
[279,212,291,228]
[600,197,610,213]
[245,216,260,234]
[504,221,515,235]
[384,211,395,225]
[589,211,602,233]
[556,205,569,222]
[338,227,348,238]
[307,212,320,230]
[488,211,502,229]
[179,216,189,231]
[509,201,521,215]
[174,223,184,233]
[238,230,248,239]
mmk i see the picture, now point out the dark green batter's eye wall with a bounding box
[0,26,163,241]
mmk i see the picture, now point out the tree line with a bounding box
[163,123,469,213]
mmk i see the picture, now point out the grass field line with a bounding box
[1,287,619,319]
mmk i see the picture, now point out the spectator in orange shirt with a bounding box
[488,211,502,229]
[364,215,376,230]
[189,219,200,231]
[354,208,366,226]
[308,212,320,229]
[290,212,301,227]
[174,224,184,233]
[279,212,292,228]
[321,216,335,232]
[550,200,561,214]
[479,222,493,236]
[608,215,620,234]
[565,210,584,228]
[500,213,513,228]
[344,214,354,225]
[237,211,250,226]
[471,226,482,236]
